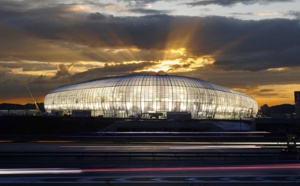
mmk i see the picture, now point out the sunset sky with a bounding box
[0,0,300,107]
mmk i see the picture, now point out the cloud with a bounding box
[0,61,156,103]
[128,8,172,15]
[0,72,50,102]
[0,0,300,105]
[1,1,300,73]
[213,47,300,71]
[186,0,293,7]
[81,48,165,62]
[119,0,161,8]
[30,75,48,84]
[177,66,300,89]
[53,63,74,79]
[71,62,154,81]
[0,3,300,71]
[231,11,282,17]
[0,61,54,72]
[285,11,300,19]
[87,12,107,20]
[0,68,9,78]
[259,89,274,92]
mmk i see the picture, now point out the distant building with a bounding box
[260,104,270,117]
[44,74,258,120]
[259,104,295,119]
[295,91,300,119]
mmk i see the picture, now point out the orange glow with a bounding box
[163,19,200,54]
[134,55,215,73]
[234,84,297,108]
[255,97,294,108]
[0,96,45,105]
[99,47,215,73]
[132,19,216,73]
[168,48,186,56]
[68,5,91,11]
[266,67,287,71]
[253,12,281,17]
[11,68,56,76]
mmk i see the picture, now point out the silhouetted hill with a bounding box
[0,103,45,112]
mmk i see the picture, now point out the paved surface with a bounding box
[1,166,300,185]
[1,175,300,185]
[0,141,299,185]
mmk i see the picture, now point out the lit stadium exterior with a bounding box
[44,74,258,119]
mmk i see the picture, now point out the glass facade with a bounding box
[44,74,258,119]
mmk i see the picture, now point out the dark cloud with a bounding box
[0,73,47,101]
[213,47,300,71]
[186,0,293,7]
[129,8,172,15]
[72,62,154,79]
[87,12,107,21]
[231,12,254,16]
[177,66,300,89]
[259,89,274,92]
[1,1,299,72]
[0,23,91,62]
[253,92,279,97]
[71,62,154,82]
[121,0,161,8]
[285,11,300,19]
[81,48,165,62]
[0,68,9,78]
[186,17,300,71]
[29,75,48,84]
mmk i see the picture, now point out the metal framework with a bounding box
[44,74,258,119]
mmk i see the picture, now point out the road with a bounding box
[0,140,299,185]
[1,163,300,185]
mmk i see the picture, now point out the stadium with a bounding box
[44,74,258,120]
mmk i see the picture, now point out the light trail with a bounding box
[94,131,270,137]
[0,140,14,143]
[0,168,82,175]
[1,164,300,175]
[135,142,294,145]
[61,145,262,150]
[61,142,290,147]
[35,140,75,143]
[97,131,270,135]
[60,141,293,150]
[83,163,300,172]
[170,145,260,149]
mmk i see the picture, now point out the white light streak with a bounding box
[0,168,82,175]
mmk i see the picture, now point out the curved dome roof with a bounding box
[50,74,252,98]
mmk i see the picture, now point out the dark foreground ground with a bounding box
[1,116,300,135]
[0,139,299,185]
[0,116,300,185]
